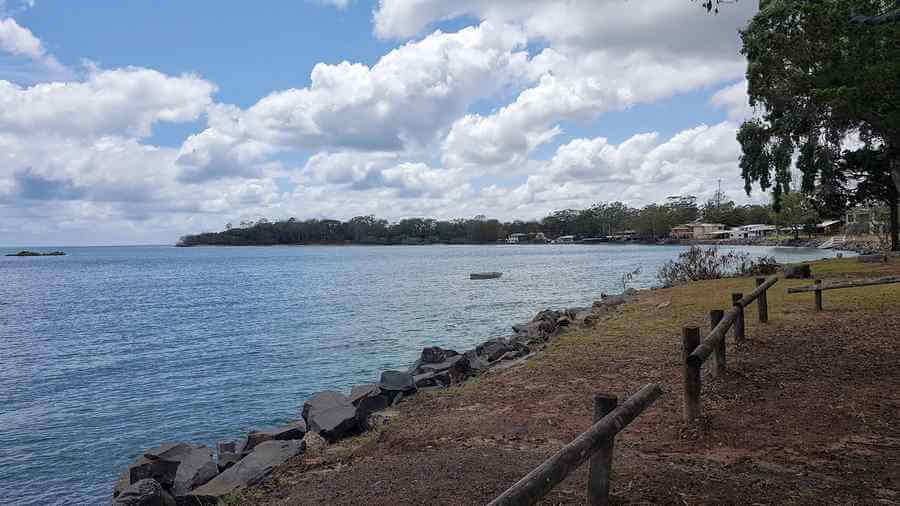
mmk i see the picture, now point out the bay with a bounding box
[0,244,845,505]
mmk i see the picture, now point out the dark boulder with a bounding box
[112,479,175,506]
[349,383,380,405]
[352,387,392,426]
[416,354,471,382]
[784,264,812,279]
[858,254,887,263]
[378,370,416,393]
[129,456,179,490]
[302,391,359,441]
[113,443,217,499]
[413,370,452,389]
[245,423,306,453]
[419,346,459,364]
[216,440,245,472]
[187,440,305,503]
[463,349,491,374]
[512,320,555,340]
[476,339,514,362]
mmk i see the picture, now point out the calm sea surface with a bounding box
[0,244,847,504]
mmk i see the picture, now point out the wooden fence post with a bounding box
[731,293,745,343]
[815,279,823,311]
[710,310,726,376]
[682,327,702,422]
[589,394,618,505]
[755,277,769,323]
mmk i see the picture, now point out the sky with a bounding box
[0,0,762,246]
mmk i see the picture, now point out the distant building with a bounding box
[506,233,528,244]
[691,223,726,239]
[554,235,576,244]
[845,206,884,234]
[817,220,844,234]
[707,224,776,240]
[670,224,693,239]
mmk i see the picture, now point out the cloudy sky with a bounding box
[0,0,761,246]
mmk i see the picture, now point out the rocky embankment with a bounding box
[691,237,888,254]
[109,291,636,505]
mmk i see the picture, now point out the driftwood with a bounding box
[787,276,900,293]
[488,384,663,506]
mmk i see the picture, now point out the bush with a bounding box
[656,246,776,287]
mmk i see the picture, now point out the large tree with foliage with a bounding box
[737,0,900,249]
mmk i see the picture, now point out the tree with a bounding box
[776,192,819,239]
[737,0,900,249]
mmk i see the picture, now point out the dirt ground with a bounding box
[238,257,900,505]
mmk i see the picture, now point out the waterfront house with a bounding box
[816,220,844,235]
[506,233,528,244]
[845,206,885,234]
[690,223,726,239]
[554,235,576,244]
[670,224,693,239]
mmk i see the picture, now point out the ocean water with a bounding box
[0,244,846,505]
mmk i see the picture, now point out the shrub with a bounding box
[656,246,775,287]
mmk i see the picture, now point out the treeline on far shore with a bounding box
[177,197,789,247]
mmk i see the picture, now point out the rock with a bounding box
[302,391,359,441]
[113,443,217,499]
[378,370,416,393]
[858,254,887,263]
[784,264,812,279]
[476,339,513,362]
[354,391,392,426]
[113,479,175,506]
[594,294,629,307]
[302,431,328,457]
[216,440,245,472]
[419,346,458,364]
[366,408,401,430]
[349,383,380,405]
[463,349,491,374]
[512,320,553,340]
[416,354,471,382]
[129,456,179,490]
[413,370,452,388]
[245,423,306,453]
[187,440,305,502]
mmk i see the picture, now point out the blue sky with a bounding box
[0,0,759,245]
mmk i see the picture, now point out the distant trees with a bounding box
[177,198,790,247]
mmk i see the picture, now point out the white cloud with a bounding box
[711,80,754,121]
[176,22,531,182]
[0,67,217,137]
[0,17,42,58]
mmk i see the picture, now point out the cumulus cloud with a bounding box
[711,80,754,121]
[176,22,530,182]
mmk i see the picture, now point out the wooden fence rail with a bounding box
[488,383,663,506]
[682,275,778,422]
[787,275,900,311]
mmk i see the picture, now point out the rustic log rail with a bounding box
[787,275,900,311]
[488,383,663,506]
[682,275,778,421]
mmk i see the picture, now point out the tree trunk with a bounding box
[891,158,900,251]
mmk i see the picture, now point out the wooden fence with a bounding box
[682,275,779,422]
[787,275,900,311]
[488,383,663,506]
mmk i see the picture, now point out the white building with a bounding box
[506,233,528,244]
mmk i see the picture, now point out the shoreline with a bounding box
[109,284,638,504]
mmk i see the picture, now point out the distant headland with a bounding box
[5,250,66,257]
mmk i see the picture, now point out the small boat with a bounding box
[470,272,502,280]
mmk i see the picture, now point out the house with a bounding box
[691,223,726,239]
[554,235,576,244]
[816,220,844,234]
[845,206,885,234]
[670,224,693,239]
[736,224,777,239]
[506,233,528,244]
